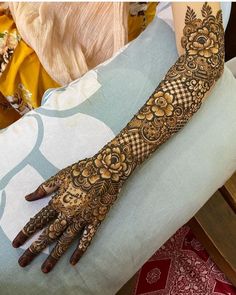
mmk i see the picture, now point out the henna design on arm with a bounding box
[115,3,224,166]
[12,3,224,273]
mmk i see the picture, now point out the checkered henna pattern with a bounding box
[12,3,224,273]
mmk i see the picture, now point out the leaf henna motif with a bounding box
[185,6,197,24]
[202,2,212,18]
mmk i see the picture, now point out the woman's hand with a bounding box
[12,2,225,274]
[12,143,135,273]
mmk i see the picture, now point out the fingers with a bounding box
[25,179,59,202]
[12,204,57,248]
[25,166,71,201]
[25,185,48,202]
[17,248,37,267]
[18,213,68,268]
[70,222,100,266]
[41,221,84,273]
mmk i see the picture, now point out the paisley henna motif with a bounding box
[13,3,224,273]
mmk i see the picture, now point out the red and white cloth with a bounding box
[133,225,236,295]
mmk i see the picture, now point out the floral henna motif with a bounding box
[13,3,225,273]
[182,7,220,58]
[94,145,133,181]
[148,91,174,117]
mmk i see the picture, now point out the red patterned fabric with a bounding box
[133,225,236,295]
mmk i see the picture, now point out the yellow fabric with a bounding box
[128,3,158,42]
[0,12,59,129]
[0,92,20,129]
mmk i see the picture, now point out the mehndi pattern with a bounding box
[12,3,225,273]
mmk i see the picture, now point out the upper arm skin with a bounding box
[165,2,225,101]
[172,2,223,56]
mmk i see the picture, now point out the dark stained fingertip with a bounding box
[12,231,28,248]
[18,257,28,268]
[70,249,84,266]
[41,264,52,274]
[25,194,33,201]
[41,256,58,273]
[12,240,21,248]
[25,192,38,201]
[70,259,77,266]
[25,186,47,202]
[18,249,36,267]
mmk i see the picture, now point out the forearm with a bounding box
[69,3,224,202]
[95,3,225,183]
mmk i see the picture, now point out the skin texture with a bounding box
[12,2,225,273]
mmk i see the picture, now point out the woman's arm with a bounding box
[13,2,225,273]
[107,2,224,168]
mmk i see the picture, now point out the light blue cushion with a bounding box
[1,17,236,295]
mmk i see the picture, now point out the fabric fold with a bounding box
[9,3,129,86]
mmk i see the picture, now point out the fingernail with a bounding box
[25,192,35,201]
[70,259,77,266]
[12,231,28,248]
[70,254,81,265]
[25,194,31,201]
[12,240,21,248]
[25,187,46,201]
[42,266,51,273]
[42,263,52,273]
[19,257,29,267]
[70,249,83,265]
[41,256,58,273]
[18,249,36,267]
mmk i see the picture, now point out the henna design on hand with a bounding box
[12,3,224,273]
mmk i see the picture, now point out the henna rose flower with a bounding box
[137,105,154,121]
[148,91,174,117]
[187,26,219,58]
[81,161,100,184]
[95,146,131,182]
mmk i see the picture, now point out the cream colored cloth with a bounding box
[9,2,128,85]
